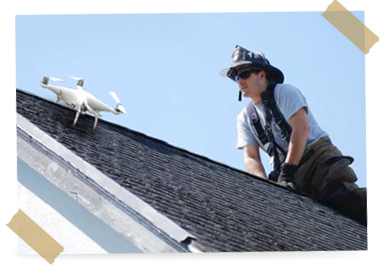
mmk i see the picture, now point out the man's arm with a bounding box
[285,107,309,165]
[243,144,267,179]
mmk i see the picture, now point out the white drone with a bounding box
[40,73,127,129]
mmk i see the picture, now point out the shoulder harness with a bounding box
[246,83,292,179]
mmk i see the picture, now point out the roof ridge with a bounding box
[15,88,305,195]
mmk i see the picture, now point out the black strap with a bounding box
[261,83,292,143]
[247,83,292,173]
[248,102,271,154]
[263,96,282,172]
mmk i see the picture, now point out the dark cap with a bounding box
[220,45,284,84]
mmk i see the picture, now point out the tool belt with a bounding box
[295,136,356,196]
[298,136,333,167]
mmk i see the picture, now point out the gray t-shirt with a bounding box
[237,83,328,163]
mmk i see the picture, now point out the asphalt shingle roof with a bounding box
[16,89,367,252]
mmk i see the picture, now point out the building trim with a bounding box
[17,113,200,253]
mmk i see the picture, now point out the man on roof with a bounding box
[220,45,367,225]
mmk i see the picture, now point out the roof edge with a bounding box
[17,112,198,251]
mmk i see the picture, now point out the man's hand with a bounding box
[243,145,267,179]
[278,163,298,190]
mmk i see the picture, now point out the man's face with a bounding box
[235,67,263,98]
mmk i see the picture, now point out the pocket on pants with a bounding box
[312,152,357,198]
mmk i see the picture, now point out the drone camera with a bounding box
[77,79,84,87]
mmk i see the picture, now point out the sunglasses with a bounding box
[234,69,260,82]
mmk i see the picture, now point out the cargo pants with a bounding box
[294,137,367,225]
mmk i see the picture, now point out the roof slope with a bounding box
[16,89,367,252]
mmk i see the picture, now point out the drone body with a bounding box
[40,75,127,129]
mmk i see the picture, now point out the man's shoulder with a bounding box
[237,106,247,121]
[274,83,300,95]
[274,83,305,101]
[237,102,252,122]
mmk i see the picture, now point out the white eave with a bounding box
[16,113,201,253]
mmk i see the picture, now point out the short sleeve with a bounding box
[274,84,308,122]
[237,110,258,149]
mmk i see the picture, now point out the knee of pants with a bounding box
[312,163,358,197]
[323,182,367,205]
[322,182,367,225]
[342,182,367,199]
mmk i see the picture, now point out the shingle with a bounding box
[16,89,367,252]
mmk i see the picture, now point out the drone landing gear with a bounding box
[72,105,100,130]
[83,102,100,130]
[73,110,81,126]
[93,116,99,130]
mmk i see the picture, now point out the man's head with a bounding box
[234,66,269,99]
[220,45,284,101]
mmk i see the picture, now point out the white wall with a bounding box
[18,183,107,254]
[17,158,143,254]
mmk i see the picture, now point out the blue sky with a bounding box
[16,11,366,186]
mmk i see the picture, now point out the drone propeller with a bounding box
[109,91,121,104]
[60,73,84,81]
[109,91,127,114]
[50,77,66,83]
